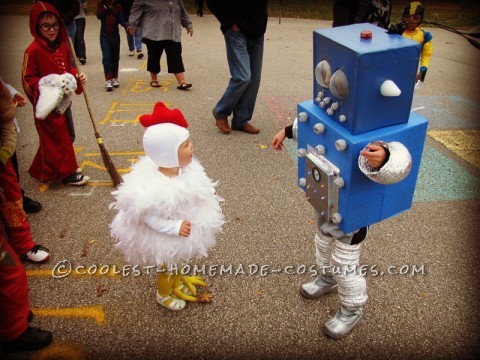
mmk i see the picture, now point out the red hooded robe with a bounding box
[22,1,83,182]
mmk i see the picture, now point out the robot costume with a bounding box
[295,24,428,339]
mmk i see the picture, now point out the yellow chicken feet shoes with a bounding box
[156,292,186,311]
[182,275,208,296]
[171,276,213,303]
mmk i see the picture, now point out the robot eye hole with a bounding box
[315,60,332,88]
[329,69,349,100]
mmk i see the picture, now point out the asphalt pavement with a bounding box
[0,14,479,360]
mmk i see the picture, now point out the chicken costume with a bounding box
[110,102,224,310]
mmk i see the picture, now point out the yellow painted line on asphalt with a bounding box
[83,151,144,157]
[99,101,118,125]
[428,130,480,170]
[31,306,106,324]
[26,267,121,278]
[32,341,85,360]
[121,77,135,96]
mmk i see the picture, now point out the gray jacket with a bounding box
[128,0,192,42]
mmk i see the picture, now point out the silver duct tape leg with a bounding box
[323,240,367,339]
[331,239,367,309]
[300,232,338,299]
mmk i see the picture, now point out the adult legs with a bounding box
[134,27,143,53]
[231,34,264,129]
[164,41,190,87]
[74,17,87,63]
[145,39,164,83]
[126,29,135,52]
[213,30,253,122]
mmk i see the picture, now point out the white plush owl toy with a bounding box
[35,73,77,120]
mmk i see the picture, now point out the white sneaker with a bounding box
[112,78,120,88]
[105,80,113,91]
[21,245,50,264]
[129,50,135,57]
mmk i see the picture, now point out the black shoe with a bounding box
[2,326,53,353]
[197,10,203,17]
[23,196,42,214]
[62,173,90,186]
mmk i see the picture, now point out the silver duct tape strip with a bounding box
[332,240,368,309]
[358,141,412,184]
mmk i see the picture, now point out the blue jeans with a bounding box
[126,26,142,52]
[100,34,121,79]
[214,29,264,129]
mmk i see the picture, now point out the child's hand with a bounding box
[13,92,27,107]
[272,129,286,150]
[179,220,191,237]
[128,26,136,36]
[187,27,193,37]
[78,72,88,85]
[360,145,387,168]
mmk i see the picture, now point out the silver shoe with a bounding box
[323,307,363,339]
[300,275,337,299]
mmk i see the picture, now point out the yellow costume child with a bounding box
[110,102,224,310]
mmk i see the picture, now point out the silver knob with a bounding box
[334,177,345,188]
[298,112,308,122]
[315,145,326,155]
[335,139,347,151]
[313,123,325,134]
[332,213,342,224]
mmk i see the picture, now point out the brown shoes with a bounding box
[213,110,231,134]
[215,119,231,134]
[232,123,260,134]
[212,110,260,134]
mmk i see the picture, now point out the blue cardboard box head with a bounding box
[313,23,421,135]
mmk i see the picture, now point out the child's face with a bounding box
[178,139,193,167]
[402,14,422,31]
[37,13,60,42]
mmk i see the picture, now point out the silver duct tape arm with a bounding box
[358,141,412,185]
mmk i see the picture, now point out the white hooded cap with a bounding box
[143,123,189,168]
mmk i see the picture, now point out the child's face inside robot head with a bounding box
[37,12,61,42]
[402,1,424,31]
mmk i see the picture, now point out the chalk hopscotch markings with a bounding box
[428,129,480,170]
[99,101,171,126]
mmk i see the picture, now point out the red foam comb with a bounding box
[139,102,188,129]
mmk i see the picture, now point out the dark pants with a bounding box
[100,34,121,80]
[144,39,184,75]
[195,0,204,12]
[332,0,360,27]
[74,17,87,60]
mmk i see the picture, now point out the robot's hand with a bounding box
[387,22,405,35]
